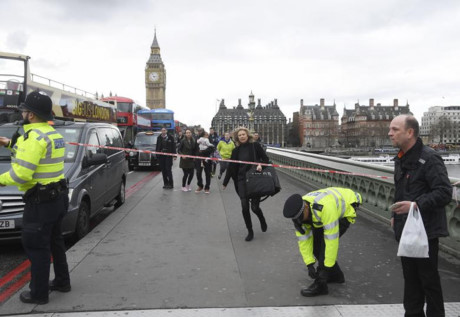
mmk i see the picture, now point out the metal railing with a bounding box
[267,148,460,257]
[30,73,96,99]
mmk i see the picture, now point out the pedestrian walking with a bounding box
[155,127,176,189]
[253,132,267,152]
[388,115,452,317]
[0,91,71,304]
[209,127,219,176]
[216,132,235,180]
[195,131,214,194]
[283,187,362,297]
[178,129,196,192]
[222,127,269,241]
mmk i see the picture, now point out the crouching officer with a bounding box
[0,91,70,305]
[283,187,362,297]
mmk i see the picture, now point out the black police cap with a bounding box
[283,194,305,219]
[19,91,53,121]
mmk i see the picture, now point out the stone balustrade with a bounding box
[267,147,460,257]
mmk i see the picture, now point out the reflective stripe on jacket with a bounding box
[0,122,65,191]
[297,187,359,268]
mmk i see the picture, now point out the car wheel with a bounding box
[75,200,90,241]
[115,181,125,208]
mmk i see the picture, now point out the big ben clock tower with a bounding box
[145,30,166,109]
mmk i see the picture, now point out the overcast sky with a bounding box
[2,0,460,127]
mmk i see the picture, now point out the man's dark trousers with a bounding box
[196,160,211,190]
[22,193,70,301]
[159,155,173,186]
[401,238,445,317]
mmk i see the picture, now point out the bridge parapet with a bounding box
[267,148,460,257]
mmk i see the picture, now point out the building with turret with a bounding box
[211,92,286,146]
[145,30,166,109]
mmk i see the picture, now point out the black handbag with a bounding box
[244,144,281,200]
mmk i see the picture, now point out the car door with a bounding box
[83,128,106,213]
[97,126,124,202]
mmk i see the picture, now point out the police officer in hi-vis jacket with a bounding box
[283,187,362,297]
[0,91,70,304]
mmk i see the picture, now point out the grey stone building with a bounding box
[211,92,287,146]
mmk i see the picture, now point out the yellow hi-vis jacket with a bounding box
[0,122,65,192]
[296,187,359,268]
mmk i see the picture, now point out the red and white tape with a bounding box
[66,141,391,180]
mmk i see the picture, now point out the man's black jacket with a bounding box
[155,133,176,154]
[393,138,452,241]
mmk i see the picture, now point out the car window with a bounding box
[0,125,82,163]
[55,127,83,163]
[0,126,22,161]
[134,134,158,147]
[109,128,123,148]
[97,127,119,156]
[86,129,101,157]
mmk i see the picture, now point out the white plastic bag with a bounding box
[397,202,429,258]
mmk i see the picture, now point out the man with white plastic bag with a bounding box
[396,202,429,258]
[389,115,452,317]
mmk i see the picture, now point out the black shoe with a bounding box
[300,281,328,297]
[19,291,48,305]
[163,185,168,189]
[245,230,254,241]
[49,280,71,292]
[218,174,222,180]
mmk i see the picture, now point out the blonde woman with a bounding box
[222,127,269,241]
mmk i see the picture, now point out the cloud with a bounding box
[5,30,29,52]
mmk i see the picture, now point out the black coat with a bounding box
[155,133,176,154]
[178,138,196,169]
[393,138,452,241]
[223,142,269,196]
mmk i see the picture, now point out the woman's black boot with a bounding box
[245,229,254,241]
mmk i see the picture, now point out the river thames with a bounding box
[445,165,460,179]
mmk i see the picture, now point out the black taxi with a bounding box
[128,131,161,170]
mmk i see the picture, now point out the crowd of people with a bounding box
[1,93,452,317]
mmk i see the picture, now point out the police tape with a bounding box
[66,141,391,180]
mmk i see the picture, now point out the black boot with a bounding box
[259,215,267,232]
[327,271,345,284]
[323,262,345,284]
[253,208,267,232]
[245,229,254,241]
[300,280,328,297]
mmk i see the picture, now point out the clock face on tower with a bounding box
[149,72,159,82]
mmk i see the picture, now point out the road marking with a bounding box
[0,259,30,289]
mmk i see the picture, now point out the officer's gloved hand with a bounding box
[292,219,305,234]
[307,264,318,279]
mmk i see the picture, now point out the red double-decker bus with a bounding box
[100,96,149,146]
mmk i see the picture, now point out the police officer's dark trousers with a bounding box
[313,218,350,281]
[158,155,173,186]
[401,238,445,317]
[22,193,70,301]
